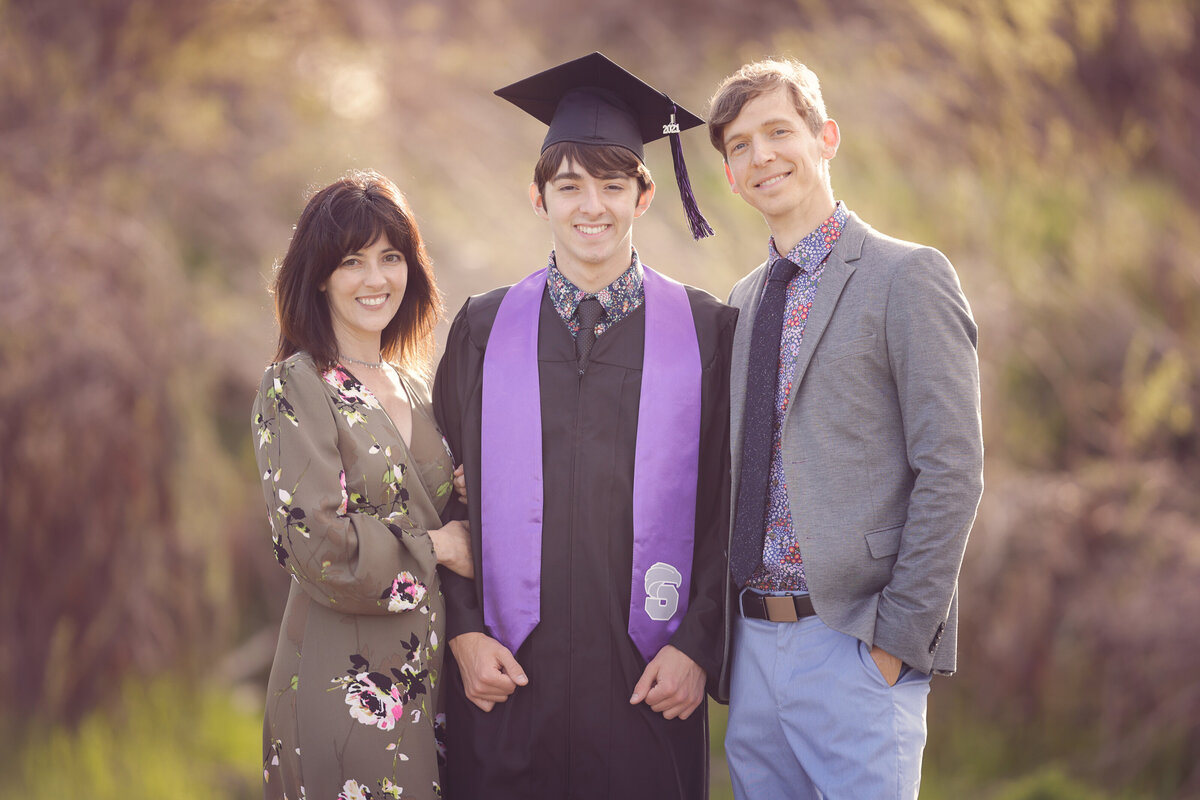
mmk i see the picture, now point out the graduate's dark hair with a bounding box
[272,170,443,375]
[533,141,653,203]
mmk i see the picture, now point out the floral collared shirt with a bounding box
[546,249,645,337]
[748,202,848,593]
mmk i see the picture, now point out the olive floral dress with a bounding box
[252,352,454,800]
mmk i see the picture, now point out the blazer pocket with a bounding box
[865,524,903,559]
[815,333,876,365]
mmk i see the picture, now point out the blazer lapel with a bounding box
[783,214,867,411]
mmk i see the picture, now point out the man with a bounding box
[708,58,984,799]
[433,52,736,800]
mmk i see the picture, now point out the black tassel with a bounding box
[667,109,714,240]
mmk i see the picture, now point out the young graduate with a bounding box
[433,53,736,800]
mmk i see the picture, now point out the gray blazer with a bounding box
[722,211,984,690]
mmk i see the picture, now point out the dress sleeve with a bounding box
[251,359,440,616]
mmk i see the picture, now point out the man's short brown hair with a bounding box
[707,59,828,157]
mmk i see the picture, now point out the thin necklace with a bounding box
[339,353,387,369]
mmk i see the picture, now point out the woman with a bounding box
[251,170,470,800]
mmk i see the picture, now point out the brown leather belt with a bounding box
[739,591,816,623]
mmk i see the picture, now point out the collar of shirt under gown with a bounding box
[546,250,645,338]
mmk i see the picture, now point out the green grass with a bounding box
[0,688,1154,800]
[0,678,262,800]
[709,698,734,800]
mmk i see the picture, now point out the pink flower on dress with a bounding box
[322,366,381,408]
[338,670,405,731]
[386,571,427,613]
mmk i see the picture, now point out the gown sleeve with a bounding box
[665,300,737,681]
[251,358,440,616]
[433,301,488,639]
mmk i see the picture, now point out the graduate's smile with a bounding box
[532,156,654,285]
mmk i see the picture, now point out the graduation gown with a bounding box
[432,281,736,800]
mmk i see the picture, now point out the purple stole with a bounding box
[480,266,702,662]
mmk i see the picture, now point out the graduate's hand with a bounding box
[429,520,473,578]
[452,464,468,506]
[449,632,528,712]
[629,644,706,721]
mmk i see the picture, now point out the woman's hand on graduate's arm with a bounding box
[449,632,529,712]
[429,520,474,578]
[452,464,468,506]
[629,644,706,721]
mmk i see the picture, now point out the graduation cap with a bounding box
[495,52,714,240]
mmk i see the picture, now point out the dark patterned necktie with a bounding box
[575,296,604,372]
[731,258,800,587]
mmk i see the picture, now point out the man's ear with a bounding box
[529,182,549,219]
[820,119,841,160]
[633,180,656,219]
[724,161,739,195]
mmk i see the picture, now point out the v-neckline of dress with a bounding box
[340,364,451,511]
[339,363,414,449]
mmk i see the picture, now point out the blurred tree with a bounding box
[0,0,310,726]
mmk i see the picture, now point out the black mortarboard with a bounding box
[495,52,714,240]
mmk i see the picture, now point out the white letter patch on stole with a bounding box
[643,562,683,621]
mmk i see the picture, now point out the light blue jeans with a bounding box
[725,613,932,799]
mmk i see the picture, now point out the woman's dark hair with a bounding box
[272,170,443,374]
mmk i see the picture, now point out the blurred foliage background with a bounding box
[1,0,1198,797]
